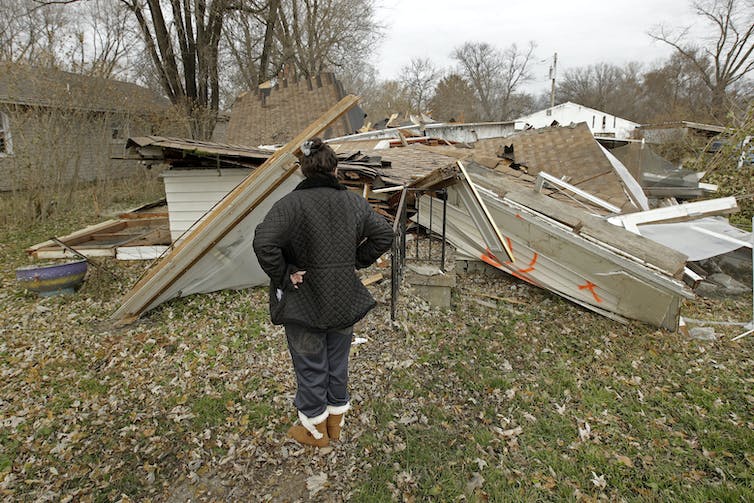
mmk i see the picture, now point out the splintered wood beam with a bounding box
[118,212,170,220]
[534,172,622,214]
[607,197,738,231]
[408,164,458,191]
[111,95,361,325]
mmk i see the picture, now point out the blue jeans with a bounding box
[285,324,353,418]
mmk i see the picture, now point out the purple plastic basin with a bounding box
[16,259,88,296]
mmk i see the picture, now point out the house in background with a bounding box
[0,63,171,191]
[513,101,640,140]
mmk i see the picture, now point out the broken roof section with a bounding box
[499,122,647,212]
[638,121,727,143]
[125,136,273,168]
[112,96,361,325]
[225,73,365,147]
[415,161,692,330]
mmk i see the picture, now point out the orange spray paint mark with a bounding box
[480,253,503,269]
[578,281,603,303]
[518,252,539,273]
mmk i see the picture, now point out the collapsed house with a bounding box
[28,83,751,331]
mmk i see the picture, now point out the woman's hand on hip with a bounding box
[290,270,307,288]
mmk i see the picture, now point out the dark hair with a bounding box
[299,137,338,177]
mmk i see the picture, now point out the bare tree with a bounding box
[125,0,232,138]
[0,0,71,66]
[499,41,536,119]
[222,0,277,93]
[399,57,441,113]
[640,53,713,122]
[452,41,502,121]
[557,62,643,119]
[650,0,754,119]
[220,0,382,110]
[452,40,535,121]
[274,0,382,79]
[359,79,411,124]
[338,60,379,101]
[35,0,234,138]
[68,0,138,79]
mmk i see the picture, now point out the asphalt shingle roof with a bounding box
[0,63,170,113]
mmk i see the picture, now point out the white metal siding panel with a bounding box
[162,169,251,241]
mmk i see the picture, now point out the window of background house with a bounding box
[0,112,12,155]
[111,120,128,141]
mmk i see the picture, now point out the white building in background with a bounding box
[513,102,639,140]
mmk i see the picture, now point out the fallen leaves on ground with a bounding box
[1,227,753,501]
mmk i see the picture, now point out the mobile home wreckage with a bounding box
[29,91,750,331]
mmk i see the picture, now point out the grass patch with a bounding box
[191,391,240,429]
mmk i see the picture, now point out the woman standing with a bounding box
[253,137,393,447]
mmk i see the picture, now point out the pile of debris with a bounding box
[30,91,752,332]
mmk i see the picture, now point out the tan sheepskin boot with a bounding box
[287,410,329,448]
[326,403,350,441]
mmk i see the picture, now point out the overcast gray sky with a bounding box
[372,0,704,95]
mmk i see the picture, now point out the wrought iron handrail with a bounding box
[390,187,448,321]
[391,188,408,321]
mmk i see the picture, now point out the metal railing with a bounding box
[391,188,408,321]
[390,187,448,321]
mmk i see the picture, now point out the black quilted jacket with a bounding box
[253,174,393,330]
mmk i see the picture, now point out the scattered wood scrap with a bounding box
[27,201,170,260]
[361,273,384,286]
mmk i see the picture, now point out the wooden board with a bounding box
[27,217,169,258]
[456,161,514,262]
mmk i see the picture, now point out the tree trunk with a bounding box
[258,0,279,85]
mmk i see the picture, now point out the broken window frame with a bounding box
[0,111,12,155]
[110,119,128,142]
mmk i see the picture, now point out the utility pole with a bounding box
[549,52,557,108]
